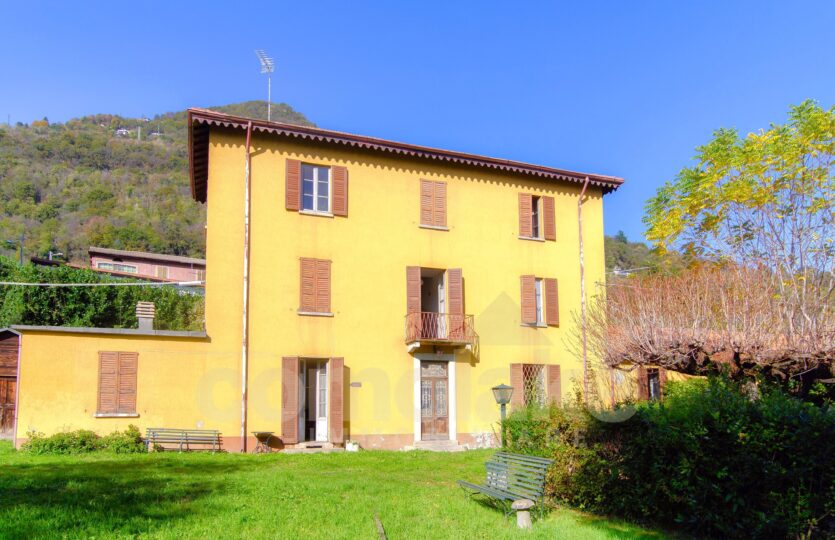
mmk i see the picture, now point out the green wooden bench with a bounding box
[145,428,222,452]
[458,452,554,517]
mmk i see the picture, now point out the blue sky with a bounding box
[1,1,833,241]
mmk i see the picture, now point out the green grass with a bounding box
[0,441,667,539]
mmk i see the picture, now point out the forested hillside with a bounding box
[0,101,313,263]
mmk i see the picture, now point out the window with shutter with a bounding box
[299,258,332,315]
[520,275,537,325]
[97,351,137,416]
[419,179,448,229]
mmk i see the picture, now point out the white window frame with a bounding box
[534,278,544,325]
[301,164,332,215]
[531,196,541,239]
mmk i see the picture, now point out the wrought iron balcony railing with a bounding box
[404,312,477,350]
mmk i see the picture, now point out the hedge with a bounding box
[504,377,835,539]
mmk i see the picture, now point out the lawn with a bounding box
[0,442,667,539]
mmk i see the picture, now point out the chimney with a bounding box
[136,302,156,331]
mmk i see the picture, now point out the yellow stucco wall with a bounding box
[15,127,611,450]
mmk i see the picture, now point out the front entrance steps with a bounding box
[283,441,344,454]
[412,439,466,452]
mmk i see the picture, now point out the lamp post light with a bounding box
[492,384,513,447]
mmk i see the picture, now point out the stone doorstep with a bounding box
[411,439,466,452]
[282,447,345,454]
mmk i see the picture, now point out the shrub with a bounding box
[504,377,835,539]
[100,425,145,454]
[23,429,100,455]
[23,425,146,455]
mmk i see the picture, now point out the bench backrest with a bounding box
[486,452,554,501]
[146,428,220,440]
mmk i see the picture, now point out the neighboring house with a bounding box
[89,247,206,282]
[11,109,622,452]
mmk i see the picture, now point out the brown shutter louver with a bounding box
[547,364,561,405]
[97,351,119,414]
[406,266,421,314]
[97,351,137,415]
[447,268,464,340]
[286,159,301,211]
[659,368,668,399]
[315,259,331,313]
[329,357,344,443]
[332,166,348,216]
[637,366,649,400]
[542,196,556,241]
[299,258,316,312]
[433,181,447,227]
[420,179,433,226]
[281,357,300,444]
[510,363,524,409]
[117,352,138,414]
[518,193,533,237]
[520,275,536,324]
[544,278,559,326]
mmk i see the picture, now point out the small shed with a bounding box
[0,329,20,439]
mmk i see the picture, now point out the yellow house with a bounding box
[12,109,623,451]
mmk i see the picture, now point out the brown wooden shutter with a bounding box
[281,357,299,444]
[329,357,344,443]
[659,368,668,399]
[542,196,556,241]
[520,275,536,324]
[286,159,301,211]
[97,351,119,414]
[117,352,138,413]
[420,179,433,226]
[544,278,559,326]
[510,363,524,409]
[547,364,561,405]
[518,193,533,237]
[299,258,316,312]
[315,259,331,313]
[332,166,348,216]
[406,266,421,314]
[434,181,447,227]
[447,269,463,314]
[637,366,649,400]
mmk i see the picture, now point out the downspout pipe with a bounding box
[240,121,253,452]
[578,176,591,405]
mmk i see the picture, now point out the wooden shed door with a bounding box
[420,362,449,441]
[0,377,15,438]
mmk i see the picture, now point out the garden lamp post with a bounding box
[492,384,513,447]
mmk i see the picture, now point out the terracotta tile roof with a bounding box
[88,246,206,267]
[188,108,624,203]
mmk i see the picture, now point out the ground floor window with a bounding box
[523,364,546,406]
[647,368,661,401]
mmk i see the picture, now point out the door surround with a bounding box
[413,352,456,443]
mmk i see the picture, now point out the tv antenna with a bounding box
[254,49,275,121]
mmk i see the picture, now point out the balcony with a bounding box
[404,312,478,352]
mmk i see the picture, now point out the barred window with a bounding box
[523,364,546,406]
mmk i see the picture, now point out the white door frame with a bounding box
[315,361,328,442]
[413,352,456,443]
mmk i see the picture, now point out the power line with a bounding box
[0,280,205,288]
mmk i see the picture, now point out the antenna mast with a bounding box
[254,50,275,121]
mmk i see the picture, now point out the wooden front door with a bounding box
[420,362,449,441]
[0,377,15,438]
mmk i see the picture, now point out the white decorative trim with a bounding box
[299,209,334,218]
[413,357,421,443]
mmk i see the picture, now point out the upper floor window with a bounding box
[286,159,348,217]
[518,193,556,241]
[97,262,138,273]
[420,179,447,229]
[302,164,331,213]
[520,275,559,327]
